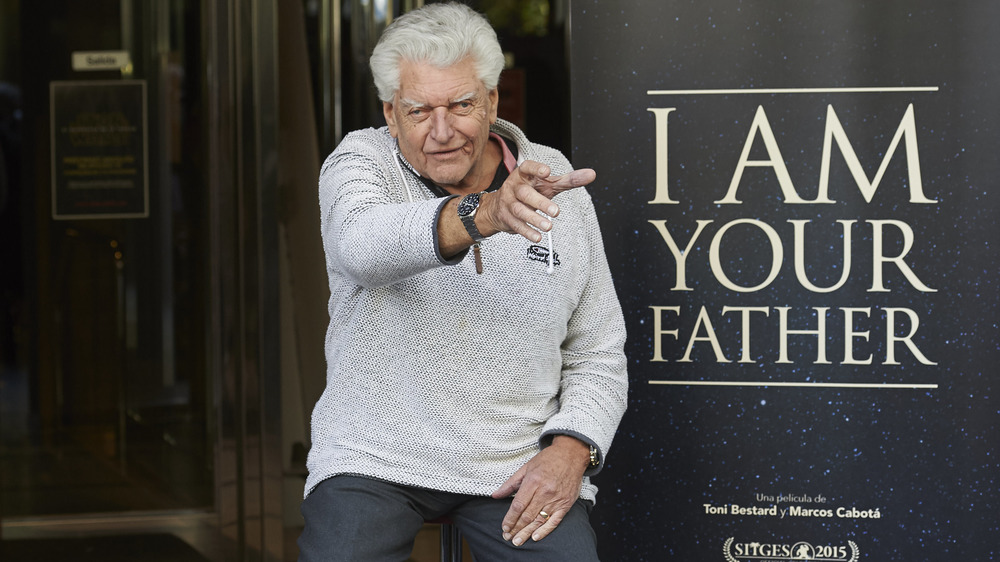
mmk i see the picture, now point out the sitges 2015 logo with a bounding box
[723,538,859,561]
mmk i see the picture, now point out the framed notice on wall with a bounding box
[50,80,149,219]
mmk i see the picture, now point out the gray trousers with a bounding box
[297,475,599,561]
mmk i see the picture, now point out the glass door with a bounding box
[0,1,283,559]
[1,0,213,515]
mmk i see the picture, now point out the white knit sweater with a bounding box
[304,119,628,503]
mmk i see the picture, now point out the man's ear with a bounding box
[383,101,398,137]
[487,88,499,124]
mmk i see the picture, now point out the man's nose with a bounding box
[428,107,454,141]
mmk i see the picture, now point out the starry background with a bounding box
[568,1,998,560]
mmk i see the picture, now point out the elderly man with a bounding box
[298,3,627,560]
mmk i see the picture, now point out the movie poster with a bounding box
[570,2,998,560]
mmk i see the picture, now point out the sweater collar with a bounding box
[398,131,520,198]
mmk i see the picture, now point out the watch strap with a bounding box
[458,192,487,243]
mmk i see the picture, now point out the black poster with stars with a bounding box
[569,1,997,560]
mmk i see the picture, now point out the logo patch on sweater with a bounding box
[527,245,560,268]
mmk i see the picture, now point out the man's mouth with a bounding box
[428,146,465,158]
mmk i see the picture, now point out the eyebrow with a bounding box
[451,92,477,104]
[399,91,479,110]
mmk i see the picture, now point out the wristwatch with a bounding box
[589,445,600,468]
[457,191,487,243]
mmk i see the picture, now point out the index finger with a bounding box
[501,488,537,540]
[546,168,596,191]
[530,168,597,200]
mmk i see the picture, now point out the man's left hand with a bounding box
[491,435,590,545]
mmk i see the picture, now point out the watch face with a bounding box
[457,192,482,217]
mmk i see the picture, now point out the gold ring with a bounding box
[539,510,550,521]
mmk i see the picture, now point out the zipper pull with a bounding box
[473,243,484,274]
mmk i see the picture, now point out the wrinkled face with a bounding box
[383,57,499,191]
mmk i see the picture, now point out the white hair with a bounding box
[369,2,505,103]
